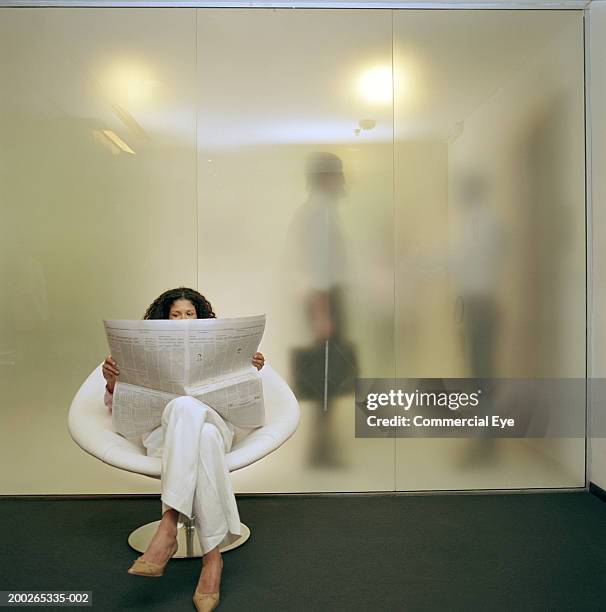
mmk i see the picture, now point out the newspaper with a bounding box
[103,314,266,439]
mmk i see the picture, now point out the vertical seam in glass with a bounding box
[392,7,397,492]
[583,6,592,489]
[195,8,199,292]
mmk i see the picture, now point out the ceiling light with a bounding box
[357,66,393,104]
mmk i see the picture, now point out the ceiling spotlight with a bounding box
[357,66,392,104]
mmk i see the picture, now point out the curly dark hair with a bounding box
[143,286,217,320]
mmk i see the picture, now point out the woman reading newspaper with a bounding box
[102,286,264,612]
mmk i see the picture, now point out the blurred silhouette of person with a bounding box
[452,170,507,465]
[285,152,357,468]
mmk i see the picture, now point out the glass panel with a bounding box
[196,8,395,492]
[393,9,586,490]
[0,8,197,493]
[590,2,606,489]
[0,6,585,495]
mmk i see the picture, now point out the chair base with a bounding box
[128,518,250,558]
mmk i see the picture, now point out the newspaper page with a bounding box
[184,316,266,428]
[111,383,179,439]
[103,315,266,438]
[104,319,188,395]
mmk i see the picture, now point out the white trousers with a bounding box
[140,395,242,555]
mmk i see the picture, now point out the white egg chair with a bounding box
[68,361,300,558]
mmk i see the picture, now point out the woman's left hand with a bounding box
[252,351,265,370]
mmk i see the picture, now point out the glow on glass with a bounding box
[102,130,136,155]
[357,66,393,104]
[101,62,160,109]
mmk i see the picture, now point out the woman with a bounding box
[102,286,264,612]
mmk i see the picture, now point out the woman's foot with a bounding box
[139,525,178,566]
[139,510,178,565]
[197,546,223,594]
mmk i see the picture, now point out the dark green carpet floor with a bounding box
[1,492,605,611]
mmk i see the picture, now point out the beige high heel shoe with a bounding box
[127,539,179,577]
[192,557,223,611]
[192,590,220,612]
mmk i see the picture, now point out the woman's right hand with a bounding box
[102,355,120,393]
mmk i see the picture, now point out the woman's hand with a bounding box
[252,352,265,370]
[102,355,120,392]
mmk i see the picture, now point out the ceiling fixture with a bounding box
[101,129,136,155]
[357,66,392,104]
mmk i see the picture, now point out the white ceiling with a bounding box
[0,3,585,148]
[0,0,593,8]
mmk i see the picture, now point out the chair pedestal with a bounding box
[128,517,250,558]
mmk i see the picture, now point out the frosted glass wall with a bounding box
[0,8,198,494]
[394,10,585,489]
[195,9,396,493]
[0,7,585,494]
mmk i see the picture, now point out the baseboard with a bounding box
[589,481,606,502]
[0,488,588,501]
[0,494,160,501]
